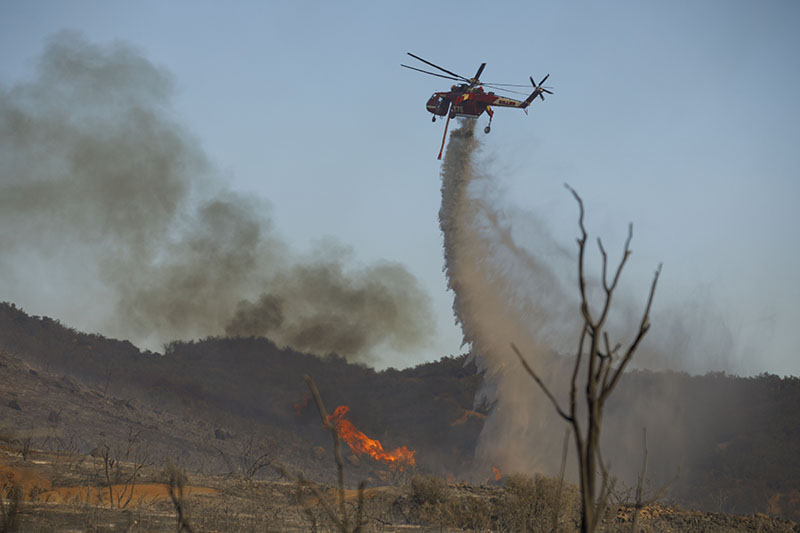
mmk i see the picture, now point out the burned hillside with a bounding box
[1,302,800,522]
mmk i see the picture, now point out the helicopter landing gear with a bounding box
[484,126,491,134]
[432,115,436,123]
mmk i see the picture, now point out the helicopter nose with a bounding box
[426,96,439,112]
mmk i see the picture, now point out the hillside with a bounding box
[0,302,485,482]
[1,301,799,525]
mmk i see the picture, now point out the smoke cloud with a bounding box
[438,120,715,486]
[0,32,434,364]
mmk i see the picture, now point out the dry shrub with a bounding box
[496,473,580,532]
[406,473,581,532]
[407,475,451,530]
[440,494,494,531]
[409,475,448,506]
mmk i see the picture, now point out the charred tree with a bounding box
[513,185,661,533]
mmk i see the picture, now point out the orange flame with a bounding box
[326,405,416,471]
[492,466,502,481]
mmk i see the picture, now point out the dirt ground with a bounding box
[2,444,798,532]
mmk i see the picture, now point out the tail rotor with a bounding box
[530,74,554,101]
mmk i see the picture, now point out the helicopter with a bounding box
[401,53,552,159]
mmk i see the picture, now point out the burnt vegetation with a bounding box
[1,301,799,530]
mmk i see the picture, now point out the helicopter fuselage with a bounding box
[402,53,552,158]
[426,85,534,120]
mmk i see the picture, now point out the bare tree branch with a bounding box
[305,375,349,532]
[516,185,662,533]
[601,263,662,402]
[272,375,368,533]
[570,325,588,437]
[597,237,609,291]
[565,184,593,326]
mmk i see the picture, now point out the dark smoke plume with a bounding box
[0,32,434,364]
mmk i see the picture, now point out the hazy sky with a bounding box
[1,1,798,375]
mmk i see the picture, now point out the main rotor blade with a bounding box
[482,82,532,88]
[473,63,486,81]
[407,52,468,81]
[482,83,530,96]
[401,64,462,81]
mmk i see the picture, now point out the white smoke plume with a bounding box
[0,32,435,364]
